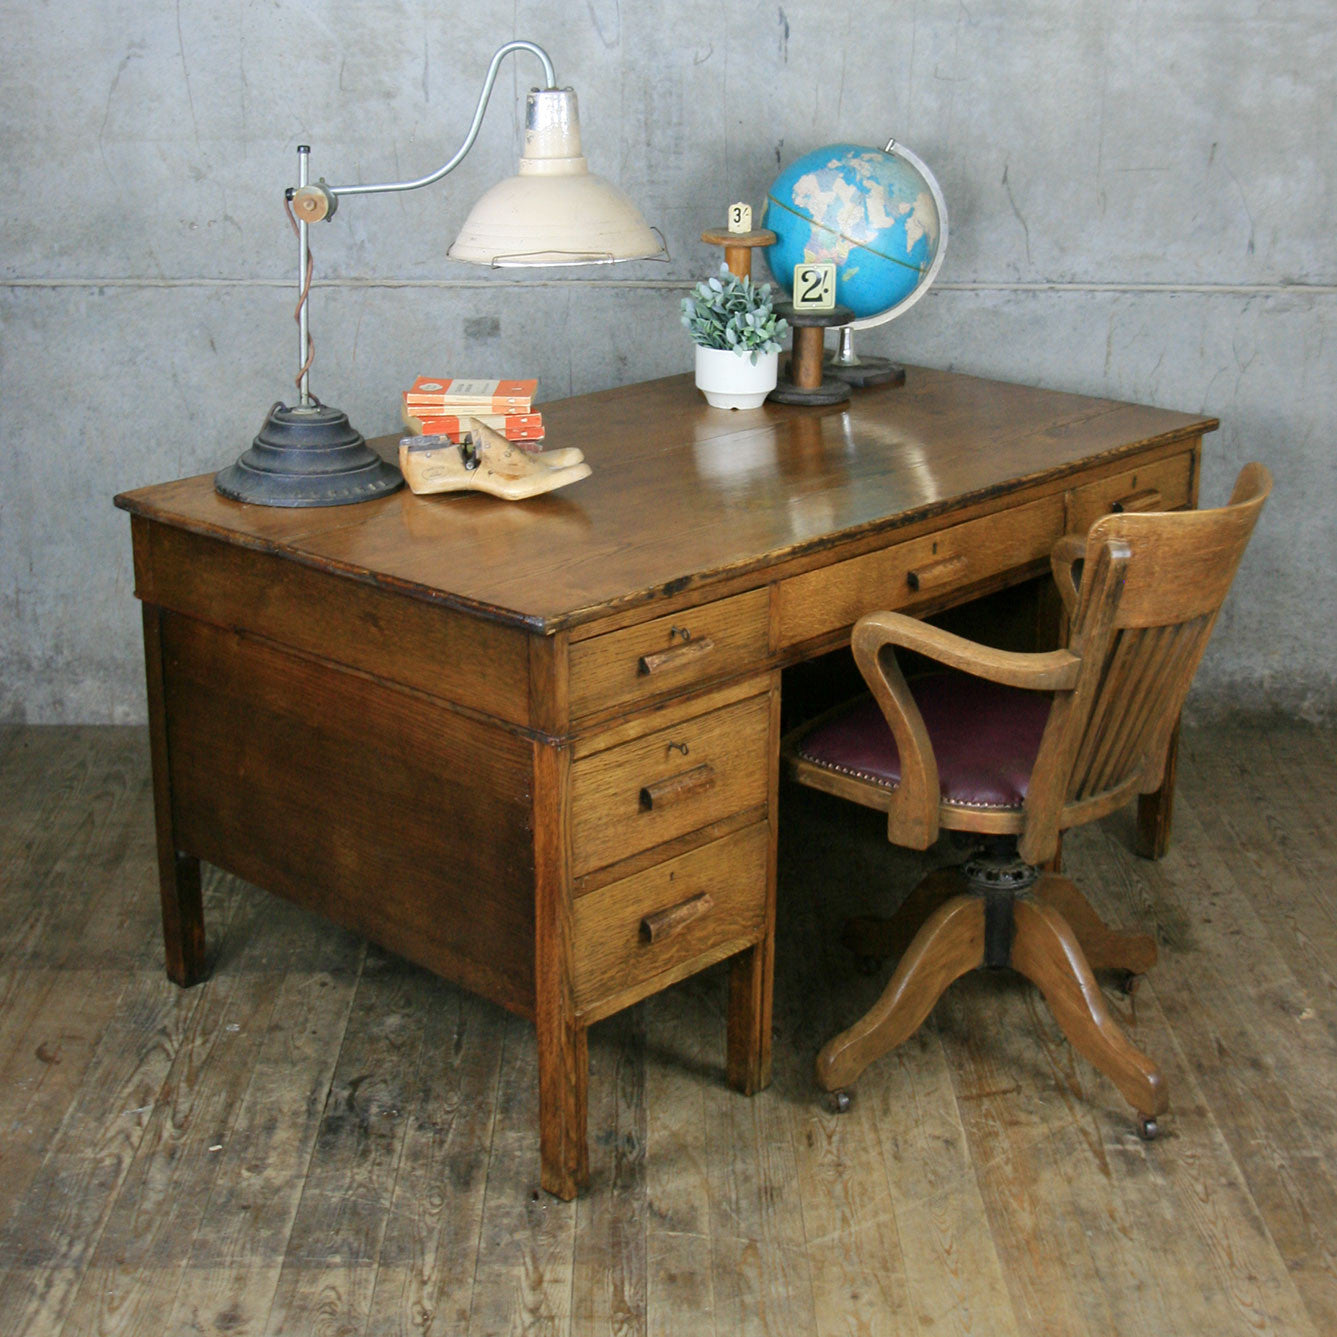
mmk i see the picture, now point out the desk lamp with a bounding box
[216,39,664,507]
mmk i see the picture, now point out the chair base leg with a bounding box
[840,866,961,973]
[1011,897,1168,1120]
[819,860,1168,1128]
[817,893,984,1092]
[1033,873,1158,976]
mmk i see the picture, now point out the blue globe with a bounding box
[762,143,943,321]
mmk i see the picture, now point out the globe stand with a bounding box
[768,302,853,406]
[825,326,907,389]
[701,226,776,281]
[215,402,404,508]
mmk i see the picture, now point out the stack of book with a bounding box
[401,376,543,445]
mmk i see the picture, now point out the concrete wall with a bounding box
[3,0,1333,723]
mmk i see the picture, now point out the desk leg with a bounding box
[1136,722,1181,860]
[728,684,779,1094]
[533,740,590,1199]
[727,938,774,1093]
[141,604,206,987]
[537,1012,589,1200]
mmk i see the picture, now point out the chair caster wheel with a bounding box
[1136,1114,1160,1141]
[854,955,884,978]
[828,1089,853,1115]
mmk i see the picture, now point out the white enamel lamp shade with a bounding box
[449,88,662,267]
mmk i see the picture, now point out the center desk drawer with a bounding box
[570,692,770,877]
[569,588,769,720]
[776,493,1064,649]
[572,822,769,1019]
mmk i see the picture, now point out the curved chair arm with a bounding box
[1050,533,1086,618]
[851,612,1081,850]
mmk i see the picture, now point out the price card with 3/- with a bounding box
[792,262,836,311]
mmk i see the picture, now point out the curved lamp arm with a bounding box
[328,40,557,200]
[292,40,558,216]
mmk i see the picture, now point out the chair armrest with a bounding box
[851,613,1082,692]
[849,613,1080,851]
[1050,533,1086,618]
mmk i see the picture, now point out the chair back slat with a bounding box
[1070,617,1211,803]
[1018,463,1270,864]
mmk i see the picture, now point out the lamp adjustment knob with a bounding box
[292,183,336,223]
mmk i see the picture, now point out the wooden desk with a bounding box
[115,368,1216,1198]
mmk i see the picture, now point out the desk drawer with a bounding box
[570,692,770,877]
[776,493,1064,649]
[572,822,768,1019]
[569,588,770,720]
[1066,452,1194,532]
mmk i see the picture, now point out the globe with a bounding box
[761,140,946,329]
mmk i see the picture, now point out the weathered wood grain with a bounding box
[365,985,507,1335]
[572,1007,649,1336]
[259,948,432,1336]
[115,371,1216,635]
[1089,761,1337,1332]
[1,722,1335,1336]
[643,981,718,1335]
[465,1017,578,1336]
[0,977,209,1336]
[54,891,309,1337]
[158,922,367,1336]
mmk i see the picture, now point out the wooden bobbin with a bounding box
[701,227,776,281]
[768,301,854,406]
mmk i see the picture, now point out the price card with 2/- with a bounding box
[792,262,836,311]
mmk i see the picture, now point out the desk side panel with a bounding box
[159,610,536,1015]
[132,517,532,728]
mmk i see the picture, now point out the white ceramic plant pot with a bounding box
[694,346,779,410]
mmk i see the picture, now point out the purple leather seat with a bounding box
[795,671,1053,810]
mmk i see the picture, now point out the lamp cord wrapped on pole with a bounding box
[283,191,320,405]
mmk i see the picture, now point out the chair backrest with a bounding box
[1018,463,1272,864]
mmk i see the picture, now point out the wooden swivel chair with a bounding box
[783,463,1271,1137]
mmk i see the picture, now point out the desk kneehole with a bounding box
[569,691,771,878]
[571,822,770,1020]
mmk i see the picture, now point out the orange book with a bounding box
[401,397,543,436]
[406,376,537,412]
[411,414,545,444]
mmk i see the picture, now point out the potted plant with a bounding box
[681,265,788,409]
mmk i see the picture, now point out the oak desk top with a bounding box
[116,368,1217,634]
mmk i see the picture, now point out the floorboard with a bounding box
[0,719,1334,1335]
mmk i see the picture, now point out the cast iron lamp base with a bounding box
[215,403,403,508]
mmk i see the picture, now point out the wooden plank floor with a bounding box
[1,720,1335,1336]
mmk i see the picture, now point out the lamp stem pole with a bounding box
[296,145,312,407]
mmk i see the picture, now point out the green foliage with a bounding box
[680,264,788,364]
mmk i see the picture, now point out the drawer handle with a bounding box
[639,763,716,811]
[640,892,714,944]
[638,635,716,676]
[1110,488,1161,514]
[906,554,968,593]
